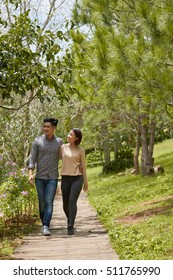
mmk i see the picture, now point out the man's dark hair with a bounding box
[44,118,58,127]
[72,128,82,145]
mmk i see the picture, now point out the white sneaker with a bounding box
[42,225,51,236]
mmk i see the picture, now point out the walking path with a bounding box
[11,190,119,260]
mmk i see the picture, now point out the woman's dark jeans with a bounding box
[61,175,83,228]
[35,178,58,227]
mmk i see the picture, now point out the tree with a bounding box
[70,0,173,175]
[0,0,75,166]
[0,0,73,108]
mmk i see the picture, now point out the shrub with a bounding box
[102,148,133,174]
[0,159,37,221]
[86,150,103,167]
[0,176,37,220]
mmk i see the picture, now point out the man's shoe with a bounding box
[42,225,51,236]
[68,226,74,235]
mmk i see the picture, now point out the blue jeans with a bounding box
[35,178,58,227]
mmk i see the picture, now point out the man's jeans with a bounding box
[35,178,58,227]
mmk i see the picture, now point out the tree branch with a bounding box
[0,91,38,111]
[42,0,57,32]
[5,1,12,26]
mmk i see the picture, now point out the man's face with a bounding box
[43,122,55,137]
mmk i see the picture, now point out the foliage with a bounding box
[0,135,37,259]
[86,150,103,167]
[0,0,76,168]
[2,0,173,174]
[102,148,134,174]
[0,156,37,221]
[70,0,173,175]
[154,120,172,143]
[0,1,73,106]
[0,104,42,167]
[86,150,102,162]
[0,153,38,259]
[87,139,173,259]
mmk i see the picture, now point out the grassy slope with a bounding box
[87,139,173,259]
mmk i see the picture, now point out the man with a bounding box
[28,117,63,236]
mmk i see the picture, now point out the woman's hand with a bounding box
[83,183,88,192]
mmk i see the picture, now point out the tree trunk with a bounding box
[113,132,119,160]
[97,135,104,166]
[140,113,156,176]
[101,122,110,164]
[134,117,141,174]
[148,115,156,166]
[141,123,149,175]
[23,90,34,166]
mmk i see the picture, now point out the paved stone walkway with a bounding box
[11,190,119,260]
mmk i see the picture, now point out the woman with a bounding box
[60,128,88,235]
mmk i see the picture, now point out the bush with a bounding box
[0,174,37,220]
[86,150,103,167]
[0,157,38,259]
[102,148,133,174]
[0,157,37,221]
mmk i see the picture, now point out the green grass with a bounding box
[87,139,173,259]
[1,139,173,260]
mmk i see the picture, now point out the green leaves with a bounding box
[0,5,70,105]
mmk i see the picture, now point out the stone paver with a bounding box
[11,191,119,260]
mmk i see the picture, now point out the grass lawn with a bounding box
[87,139,173,259]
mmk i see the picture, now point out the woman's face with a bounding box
[67,130,77,145]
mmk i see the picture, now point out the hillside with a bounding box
[87,139,173,259]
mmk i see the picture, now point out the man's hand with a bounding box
[79,163,83,173]
[29,174,34,184]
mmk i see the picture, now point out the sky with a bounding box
[0,0,77,53]
[1,0,76,29]
[1,0,76,45]
[37,0,76,29]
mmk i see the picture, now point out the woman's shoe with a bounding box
[67,226,74,235]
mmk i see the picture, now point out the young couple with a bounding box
[28,118,88,236]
